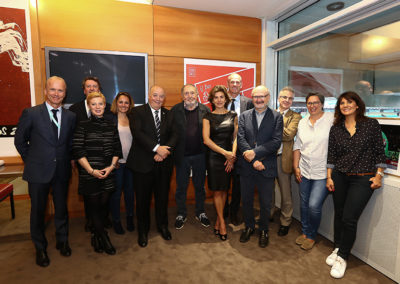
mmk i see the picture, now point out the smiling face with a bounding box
[182,85,198,109]
[83,79,100,97]
[339,97,358,117]
[148,86,165,110]
[306,95,323,116]
[251,86,270,113]
[88,96,105,117]
[45,77,66,108]
[117,95,131,114]
[278,90,294,111]
[227,74,242,98]
[212,91,227,110]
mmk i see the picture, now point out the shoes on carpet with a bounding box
[240,227,254,243]
[100,232,116,255]
[113,221,125,235]
[277,225,289,236]
[175,215,187,230]
[295,234,306,245]
[56,241,72,257]
[326,248,339,266]
[330,256,347,279]
[158,227,172,240]
[300,238,315,250]
[138,233,148,247]
[196,213,210,227]
[36,249,50,267]
[259,230,269,248]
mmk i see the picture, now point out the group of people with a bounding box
[14,73,386,279]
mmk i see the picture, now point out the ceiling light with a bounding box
[326,2,345,12]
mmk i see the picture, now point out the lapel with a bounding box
[240,96,246,114]
[145,104,157,136]
[58,107,68,142]
[40,103,58,144]
[251,109,259,136]
[258,108,271,131]
[160,107,167,130]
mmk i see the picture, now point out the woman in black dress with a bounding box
[203,85,238,241]
[73,92,122,255]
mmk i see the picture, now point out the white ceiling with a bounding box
[152,0,303,19]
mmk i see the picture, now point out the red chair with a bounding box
[0,183,15,219]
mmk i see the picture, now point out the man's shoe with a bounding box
[174,215,187,230]
[300,238,315,250]
[259,230,269,248]
[113,221,125,235]
[138,233,148,247]
[230,212,240,226]
[126,216,135,232]
[239,227,254,243]
[277,225,289,236]
[56,241,71,257]
[326,248,339,266]
[100,232,116,255]
[158,227,172,240]
[36,249,50,267]
[330,256,347,279]
[295,234,307,245]
[196,213,210,227]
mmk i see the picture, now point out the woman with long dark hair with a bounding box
[326,91,386,278]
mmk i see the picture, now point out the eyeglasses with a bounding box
[307,101,321,106]
[253,95,268,99]
[279,96,294,101]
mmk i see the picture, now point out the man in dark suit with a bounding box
[237,85,283,248]
[224,73,254,225]
[170,84,210,229]
[69,76,112,231]
[126,85,178,247]
[14,76,76,267]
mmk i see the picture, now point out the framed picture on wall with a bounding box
[378,118,400,176]
[184,58,256,108]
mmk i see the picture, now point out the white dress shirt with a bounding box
[149,104,161,152]
[293,112,334,180]
[228,95,241,116]
[45,102,62,138]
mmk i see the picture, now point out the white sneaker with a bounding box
[326,248,339,266]
[330,256,347,279]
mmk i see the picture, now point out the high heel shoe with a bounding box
[219,233,228,241]
[213,228,220,235]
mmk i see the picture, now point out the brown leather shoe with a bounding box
[295,234,307,245]
[301,238,315,250]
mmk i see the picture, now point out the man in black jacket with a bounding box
[170,84,211,230]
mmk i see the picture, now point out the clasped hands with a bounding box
[154,145,171,162]
[243,150,265,171]
[224,151,236,173]
[91,165,115,179]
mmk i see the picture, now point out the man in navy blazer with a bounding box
[237,85,283,248]
[14,76,76,267]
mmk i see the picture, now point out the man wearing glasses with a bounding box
[237,86,283,248]
[272,87,301,236]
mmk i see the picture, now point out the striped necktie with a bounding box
[51,109,59,139]
[154,110,161,143]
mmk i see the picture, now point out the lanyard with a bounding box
[48,109,61,129]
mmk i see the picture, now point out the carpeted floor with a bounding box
[0,199,395,284]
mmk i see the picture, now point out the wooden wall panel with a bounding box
[154,6,261,62]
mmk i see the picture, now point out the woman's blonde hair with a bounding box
[86,92,106,105]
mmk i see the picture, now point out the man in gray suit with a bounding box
[237,85,283,248]
[224,73,253,225]
[15,76,76,267]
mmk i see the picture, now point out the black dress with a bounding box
[72,116,122,195]
[204,111,237,191]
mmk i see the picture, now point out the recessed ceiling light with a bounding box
[326,2,345,11]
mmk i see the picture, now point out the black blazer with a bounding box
[14,103,76,183]
[69,99,112,124]
[237,107,283,178]
[170,102,210,166]
[126,104,178,174]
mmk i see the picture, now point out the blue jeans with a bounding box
[175,153,206,218]
[299,177,328,240]
[110,163,134,222]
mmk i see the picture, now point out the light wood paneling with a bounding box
[154,6,261,62]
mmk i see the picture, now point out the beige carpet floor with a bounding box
[0,199,395,284]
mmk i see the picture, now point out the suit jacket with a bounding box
[14,103,76,183]
[239,95,254,114]
[69,99,112,124]
[126,104,178,174]
[170,102,210,166]
[281,109,301,174]
[237,107,283,178]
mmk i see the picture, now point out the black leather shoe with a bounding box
[113,221,125,235]
[126,216,135,232]
[230,212,240,226]
[100,232,116,255]
[278,225,289,236]
[138,233,148,247]
[158,227,172,240]
[240,227,254,243]
[259,230,269,248]
[56,241,71,257]
[91,233,103,253]
[36,249,50,267]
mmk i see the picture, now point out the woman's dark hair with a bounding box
[208,85,231,111]
[333,91,366,125]
[306,92,325,105]
[111,92,134,114]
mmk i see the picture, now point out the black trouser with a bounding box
[332,170,374,260]
[225,168,241,215]
[86,192,111,235]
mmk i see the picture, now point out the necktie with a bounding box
[154,110,161,143]
[51,109,59,139]
[230,98,236,111]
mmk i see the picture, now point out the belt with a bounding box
[345,172,374,176]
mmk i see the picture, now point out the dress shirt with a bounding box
[327,118,386,173]
[45,102,62,138]
[149,104,161,152]
[293,112,334,180]
[228,95,241,116]
[277,108,289,155]
[255,108,267,128]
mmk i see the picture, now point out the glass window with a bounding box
[279,0,361,38]
[277,6,400,118]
